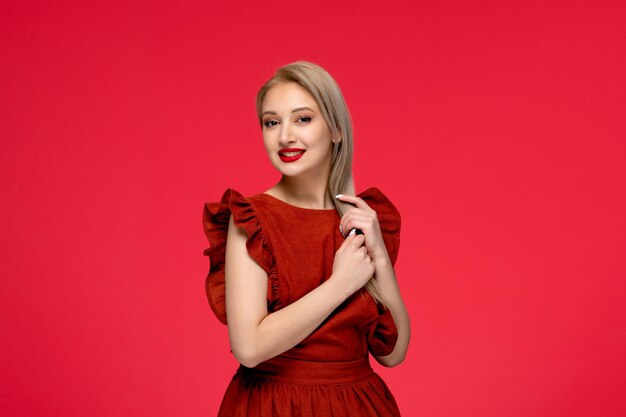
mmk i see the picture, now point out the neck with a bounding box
[276,169,335,210]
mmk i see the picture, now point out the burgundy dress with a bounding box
[202,186,402,416]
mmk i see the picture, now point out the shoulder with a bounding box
[203,188,272,226]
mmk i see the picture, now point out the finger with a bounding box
[341,213,373,237]
[335,194,373,212]
[351,234,365,249]
[340,231,358,248]
[340,219,365,237]
[348,234,363,249]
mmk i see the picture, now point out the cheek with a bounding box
[262,135,273,151]
[307,126,331,146]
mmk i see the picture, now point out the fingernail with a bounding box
[348,228,356,236]
[335,194,343,198]
[339,224,344,236]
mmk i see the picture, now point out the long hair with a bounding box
[256,60,387,306]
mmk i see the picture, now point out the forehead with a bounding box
[262,82,319,111]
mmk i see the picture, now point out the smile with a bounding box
[278,150,305,163]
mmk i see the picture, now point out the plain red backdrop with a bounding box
[1,1,625,416]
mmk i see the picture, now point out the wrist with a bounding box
[373,255,390,269]
[326,273,355,302]
[372,246,391,265]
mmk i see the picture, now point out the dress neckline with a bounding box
[259,193,338,213]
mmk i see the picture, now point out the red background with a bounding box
[1,1,625,416]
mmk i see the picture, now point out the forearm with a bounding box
[241,277,349,368]
[372,256,411,367]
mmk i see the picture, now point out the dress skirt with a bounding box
[217,355,401,417]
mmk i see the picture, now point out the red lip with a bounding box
[278,148,306,163]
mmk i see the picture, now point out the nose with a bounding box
[278,122,296,146]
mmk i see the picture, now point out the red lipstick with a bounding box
[278,148,305,163]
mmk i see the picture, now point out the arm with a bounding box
[224,213,352,368]
[333,193,410,368]
[370,252,411,367]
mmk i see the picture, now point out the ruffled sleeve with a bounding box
[358,187,401,267]
[202,188,279,325]
[366,299,399,357]
[358,187,402,356]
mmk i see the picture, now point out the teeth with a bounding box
[282,151,304,157]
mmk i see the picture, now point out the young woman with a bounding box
[202,60,410,416]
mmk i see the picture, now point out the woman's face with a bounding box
[261,82,334,179]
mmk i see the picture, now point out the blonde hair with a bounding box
[256,60,387,307]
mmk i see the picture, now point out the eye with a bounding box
[297,115,312,124]
[263,119,278,128]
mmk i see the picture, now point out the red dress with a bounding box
[202,187,402,416]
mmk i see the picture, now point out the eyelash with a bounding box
[263,115,313,128]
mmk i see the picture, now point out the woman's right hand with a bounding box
[330,233,375,297]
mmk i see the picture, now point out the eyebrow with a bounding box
[262,107,315,116]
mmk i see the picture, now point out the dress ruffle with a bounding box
[202,188,280,325]
[365,297,399,357]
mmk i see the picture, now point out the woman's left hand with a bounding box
[336,194,389,262]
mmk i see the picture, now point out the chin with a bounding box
[278,164,310,178]
[278,168,305,177]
